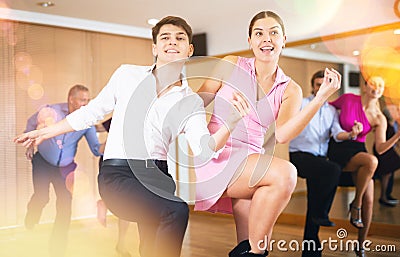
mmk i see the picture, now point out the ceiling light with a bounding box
[394,29,400,35]
[147,18,159,26]
[37,2,55,7]
[352,50,360,56]
[310,44,316,49]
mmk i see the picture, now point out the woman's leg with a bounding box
[379,173,390,201]
[226,154,297,254]
[343,152,377,209]
[358,180,374,251]
[232,198,250,242]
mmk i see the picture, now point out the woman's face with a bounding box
[248,17,286,61]
[152,24,193,66]
[364,81,384,99]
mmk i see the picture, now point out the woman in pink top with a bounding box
[328,76,400,257]
[195,11,341,257]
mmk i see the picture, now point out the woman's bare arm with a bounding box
[197,55,238,107]
[374,113,400,154]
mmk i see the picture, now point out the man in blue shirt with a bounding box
[289,70,349,257]
[23,84,102,257]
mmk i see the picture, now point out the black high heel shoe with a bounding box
[354,248,366,257]
[349,203,364,229]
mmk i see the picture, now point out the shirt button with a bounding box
[56,139,63,149]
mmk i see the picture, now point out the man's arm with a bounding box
[25,111,40,133]
[84,126,104,157]
[23,111,39,159]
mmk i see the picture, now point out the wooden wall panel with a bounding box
[1,19,153,228]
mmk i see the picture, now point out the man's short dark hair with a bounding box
[151,16,193,44]
[311,70,325,86]
[68,84,89,98]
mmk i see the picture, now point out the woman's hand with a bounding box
[351,120,363,136]
[225,91,251,130]
[349,120,363,140]
[315,68,342,101]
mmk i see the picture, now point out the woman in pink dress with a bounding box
[194,11,341,257]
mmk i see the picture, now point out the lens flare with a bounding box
[37,107,58,129]
[272,0,343,38]
[27,83,44,100]
[14,52,32,73]
[359,28,400,102]
[360,46,400,102]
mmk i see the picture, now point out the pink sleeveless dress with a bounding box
[194,57,291,213]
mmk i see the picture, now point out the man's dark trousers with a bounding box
[25,152,76,257]
[290,151,341,257]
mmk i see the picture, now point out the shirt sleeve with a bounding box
[330,107,345,142]
[66,66,126,131]
[84,126,102,156]
[329,94,346,109]
[181,94,218,160]
[24,112,39,133]
[24,104,54,132]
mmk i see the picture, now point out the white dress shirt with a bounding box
[67,64,213,160]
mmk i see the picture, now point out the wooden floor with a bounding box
[1,179,399,257]
[0,212,398,257]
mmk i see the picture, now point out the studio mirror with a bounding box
[281,21,400,236]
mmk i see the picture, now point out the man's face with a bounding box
[387,104,400,122]
[152,24,193,66]
[69,90,89,113]
[312,77,324,96]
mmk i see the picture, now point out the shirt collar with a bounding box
[61,103,69,114]
[146,64,157,73]
[147,63,188,93]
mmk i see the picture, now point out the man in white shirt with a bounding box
[15,16,249,257]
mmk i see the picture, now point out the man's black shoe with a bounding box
[311,217,336,227]
[379,198,396,207]
[386,195,399,204]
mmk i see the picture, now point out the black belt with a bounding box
[102,159,169,175]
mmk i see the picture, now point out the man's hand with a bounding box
[315,68,342,101]
[25,145,34,160]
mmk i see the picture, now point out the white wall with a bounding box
[2,0,398,56]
